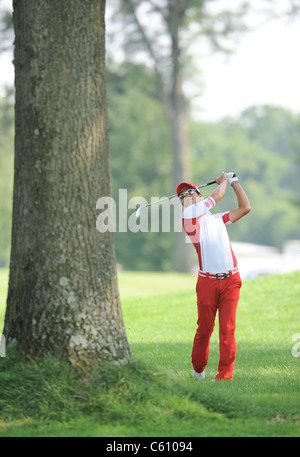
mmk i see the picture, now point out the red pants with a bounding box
[191,272,242,380]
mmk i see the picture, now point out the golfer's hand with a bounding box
[215,172,229,185]
[226,172,239,186]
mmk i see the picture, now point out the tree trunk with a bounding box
[4,0,131,371]
[169,82,191,272]
[168,11,191,273]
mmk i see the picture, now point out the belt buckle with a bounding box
[216,273,227,279]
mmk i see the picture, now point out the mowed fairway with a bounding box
[0,269,299,437]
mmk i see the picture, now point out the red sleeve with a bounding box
[222,212,231,225]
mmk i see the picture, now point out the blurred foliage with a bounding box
[0,6,13,53]
[0,66,299,270]
[106,64,300,269]
[107,64,176,271]
[189,106,300,247]
[1,1,299,272]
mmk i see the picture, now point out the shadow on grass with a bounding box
[0,346,219,437]
[129,340,300,420]
[0,342,299,437]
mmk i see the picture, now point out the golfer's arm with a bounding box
[229,182,251,223]
[211,179,228,204]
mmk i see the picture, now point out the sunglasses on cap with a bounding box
[179,188,200,199]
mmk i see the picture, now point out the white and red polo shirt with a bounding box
[182,197,237,274]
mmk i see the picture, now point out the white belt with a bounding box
[198,266,239,280]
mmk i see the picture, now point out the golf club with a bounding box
[136,180,216,218]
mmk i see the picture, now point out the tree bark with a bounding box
[4,0,131,371]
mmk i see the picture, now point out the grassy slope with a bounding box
[0,269,299,437]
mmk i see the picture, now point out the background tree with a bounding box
[107,63,175,271]
[0,89,14,267]
[107,0,249,271]
[4,0,131,371]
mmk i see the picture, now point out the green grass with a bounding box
[0,269,299,437]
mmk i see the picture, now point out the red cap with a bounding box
[176,182,199,197]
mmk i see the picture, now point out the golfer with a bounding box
[177,172,251,381]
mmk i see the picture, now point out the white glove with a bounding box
[226,172,239,186]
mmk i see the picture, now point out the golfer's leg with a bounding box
[216,274,242,380]
[192,277,218,374]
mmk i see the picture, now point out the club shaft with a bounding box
[140,180,216,210]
